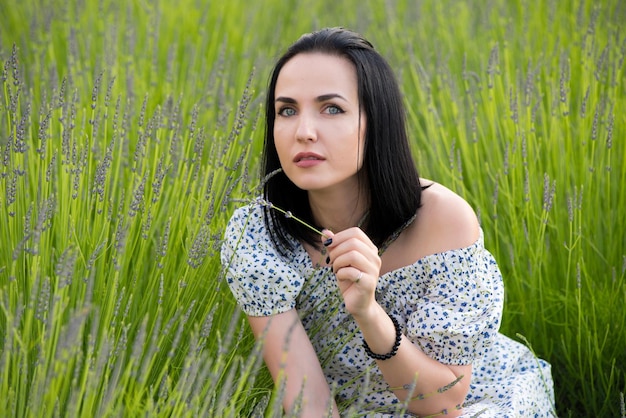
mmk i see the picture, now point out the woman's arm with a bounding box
[248,309,340,418]
[324,183,480,417]
[325,227,471,417]
[355,304,471,417]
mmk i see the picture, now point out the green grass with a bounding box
[0,0,624,416]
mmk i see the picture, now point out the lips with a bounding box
[293,152,325,163]
[293,152,325,168]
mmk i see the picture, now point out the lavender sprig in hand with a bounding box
[253,197,330,239]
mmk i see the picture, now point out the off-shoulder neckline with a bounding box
[296,229,485,278]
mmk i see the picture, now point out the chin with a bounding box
[291,181,325,192]
[284,174,328,191]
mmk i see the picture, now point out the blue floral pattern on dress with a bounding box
[221,204,555,417]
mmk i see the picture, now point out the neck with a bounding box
[308,187,369,233]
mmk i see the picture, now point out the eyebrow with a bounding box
[275,93,348,104]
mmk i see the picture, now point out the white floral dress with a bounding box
[221,204,555,417]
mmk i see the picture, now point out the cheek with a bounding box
[346,126,365,155]
[273,126,286,150]
[273,132,291,166]
[356,144,366,170]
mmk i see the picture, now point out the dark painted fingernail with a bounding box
[323,238,333,246]
[326,256,331,264]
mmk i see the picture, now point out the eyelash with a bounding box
[277,104,344,116]
[277,107,296,116]
[325,105,344,114]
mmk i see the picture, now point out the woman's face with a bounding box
[273,52,366,194]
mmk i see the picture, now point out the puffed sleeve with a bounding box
[220,204,305,317]
[404,233,504,365]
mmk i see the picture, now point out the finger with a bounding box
[328,238,372,263]
[331,249,372,275]
[321,229,335,247]
[354,269,363,284]
[337,227,378,252]
[336,266,364,284]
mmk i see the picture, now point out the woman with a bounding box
[221,27,555,417]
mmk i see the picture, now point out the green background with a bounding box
[1,0,624,416]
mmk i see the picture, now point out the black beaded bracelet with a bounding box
[362,314,402,360]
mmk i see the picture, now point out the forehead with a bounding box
[275,52,358,99]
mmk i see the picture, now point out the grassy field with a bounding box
[0,0,624,416]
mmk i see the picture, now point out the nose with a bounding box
[295,113,317,142]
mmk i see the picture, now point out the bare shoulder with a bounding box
[380,180,482,273]
[413,180,480,253]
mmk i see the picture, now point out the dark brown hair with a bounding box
[262,27,424,254]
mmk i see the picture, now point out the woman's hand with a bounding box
[322,228,382,318]
[321,227,471,418]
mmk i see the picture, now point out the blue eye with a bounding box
[326,105,343,114]
[278,107,296,116]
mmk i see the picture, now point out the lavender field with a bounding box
[1,0,624,416]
